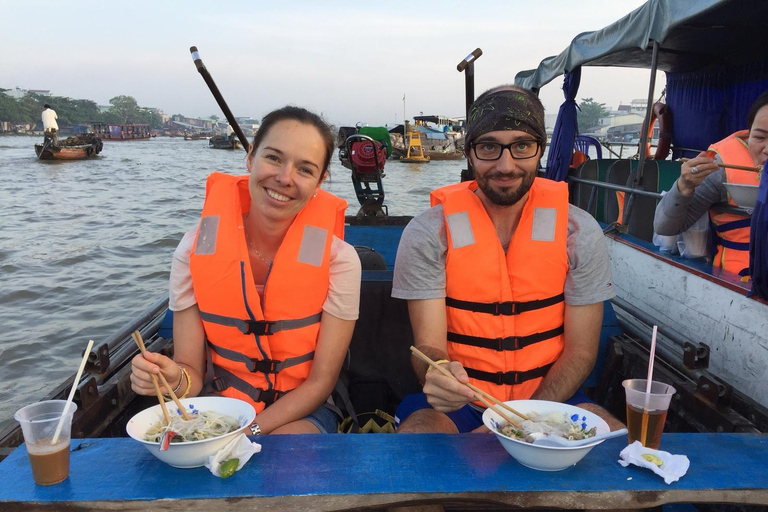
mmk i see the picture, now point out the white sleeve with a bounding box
[168,230,197,311]
[322,237,362,320]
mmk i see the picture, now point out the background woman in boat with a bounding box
[654,90,768,276]
[130,106,362,435]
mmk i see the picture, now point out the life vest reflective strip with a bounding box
[432,178,569,403]
[189,172,346,413]
[708,131,758,274]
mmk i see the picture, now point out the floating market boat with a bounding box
[91,123,153,141]
[34,133,103,160]
[208,134,242,150]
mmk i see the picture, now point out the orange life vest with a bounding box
[189,172,346,413]
[708,131,758,275]
[431,178,569,403]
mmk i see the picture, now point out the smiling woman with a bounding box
[130,106,362,436]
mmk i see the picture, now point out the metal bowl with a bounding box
[483,399,611,471]
[126,396,255,468]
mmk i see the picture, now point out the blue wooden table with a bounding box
[1,433,766,510]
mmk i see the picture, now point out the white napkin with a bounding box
[618,441,689,484]
[206,433,261,478]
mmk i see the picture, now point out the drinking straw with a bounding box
[51,339,94,445]
[645,325,658,393]
[639,326,658,445]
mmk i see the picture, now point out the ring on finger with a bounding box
[691,165,699,174]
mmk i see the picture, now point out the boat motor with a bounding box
[338,127,391,218]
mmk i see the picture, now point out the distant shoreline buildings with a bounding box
[1,87,260,137]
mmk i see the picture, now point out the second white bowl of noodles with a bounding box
[482,399,610,471]
[126,396,256,468]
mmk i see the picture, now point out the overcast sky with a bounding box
[3,0,656,127]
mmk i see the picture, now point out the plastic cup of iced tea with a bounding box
[14,400,77,485]
[622,379,675,449]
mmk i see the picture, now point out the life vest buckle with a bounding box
[244,320,276,336]
[211,377,228,392]
[494,337,520,351]
[257,388,283,405]
[493,301,517,316]
[251,359,280,374]
[491,371,522,385]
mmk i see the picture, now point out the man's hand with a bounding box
[422,360,475,412]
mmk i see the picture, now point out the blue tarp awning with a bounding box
[416,125,448,140]
[515,0,768,91]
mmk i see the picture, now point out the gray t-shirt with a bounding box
[653,169,727,235]
[392,203,615,306]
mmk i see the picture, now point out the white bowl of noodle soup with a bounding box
[482,399,610,471]
[126,396,256,468]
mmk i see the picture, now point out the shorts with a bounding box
[303,403,340,434]
[394,389,594,433]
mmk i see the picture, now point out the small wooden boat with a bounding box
[208,135,242,150]
[34,134,103,160]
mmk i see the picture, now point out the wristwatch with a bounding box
[249,422,262,436]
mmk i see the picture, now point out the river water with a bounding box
[0,135,467,432]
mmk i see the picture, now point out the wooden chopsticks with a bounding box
[131,330,192,421]
[679,157,760,173]
[409,346,528,429]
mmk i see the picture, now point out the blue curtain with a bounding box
[545,67,581,182]
[750,161,768,300]
[667,58,768,159]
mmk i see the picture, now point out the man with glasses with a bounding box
[393,86,618,433]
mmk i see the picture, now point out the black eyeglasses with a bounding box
[470,139,541,161]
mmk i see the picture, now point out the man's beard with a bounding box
[476,170,535,206]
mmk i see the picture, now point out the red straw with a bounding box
[645,326,658,393]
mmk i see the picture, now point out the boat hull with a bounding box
[606,235,768,409]
[35,143,101,160]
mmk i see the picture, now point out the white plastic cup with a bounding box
[622,379,675,449]
[14,400,77,485]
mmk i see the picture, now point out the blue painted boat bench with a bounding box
[1,433,766,510]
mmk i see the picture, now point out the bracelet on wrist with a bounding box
[426,359,450,373]
[164,366,192,401]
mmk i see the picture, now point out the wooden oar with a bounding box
[409,346,527,429]
[680,157,760,173]
[131,331,191,420]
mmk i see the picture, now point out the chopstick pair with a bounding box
[679,157,760,173]
[409,346,528,429]
[131,331,192,421]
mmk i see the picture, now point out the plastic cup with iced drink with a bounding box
[14,400,77,485]
[622,379,675,449]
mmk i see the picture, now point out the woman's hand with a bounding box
[130,351,180,396]
[422,361,476,412]
[678,151,719,196]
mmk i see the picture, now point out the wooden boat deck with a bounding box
[1,433,766,510]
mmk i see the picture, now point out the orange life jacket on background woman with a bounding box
[430,178,569,403]
[189,172,346,413]
[708,131,759,275]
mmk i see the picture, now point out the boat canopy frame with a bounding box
[515,0,768,229]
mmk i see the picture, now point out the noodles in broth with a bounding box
[499,410,596,443]
[144,410,240,443]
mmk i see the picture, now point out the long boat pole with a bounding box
[621,40,659,227]
[457,48,482,181]
[189,46,251,153]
